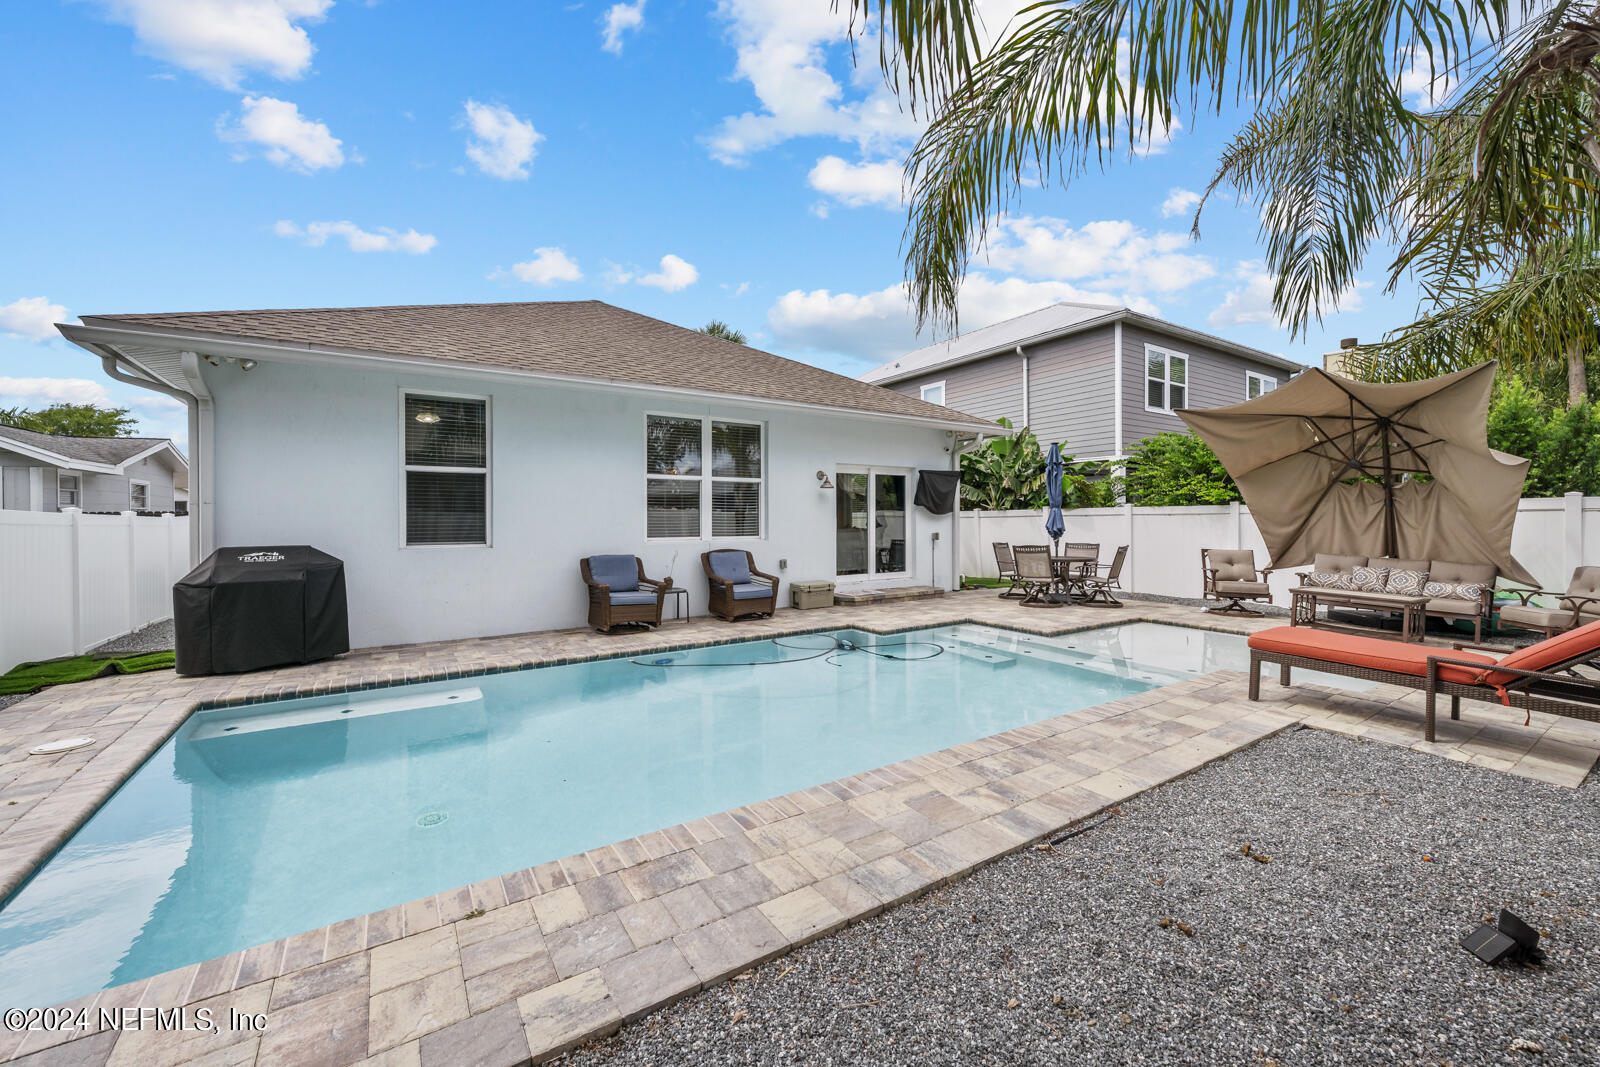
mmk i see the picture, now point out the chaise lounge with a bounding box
[703,549,778,621]
[580,555,672,633]
[1246,620,1600,741]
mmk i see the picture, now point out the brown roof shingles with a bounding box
[82,301,990,426]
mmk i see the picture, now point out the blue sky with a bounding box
[1,1,1413,450]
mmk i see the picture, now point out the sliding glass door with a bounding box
[835,468,909,579]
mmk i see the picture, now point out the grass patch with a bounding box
[960,576,1016,590]
[0,652,176,696]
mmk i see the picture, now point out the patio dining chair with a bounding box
[1079,546,1129,606]
[1011,545,1059,607]
[992,542,1024,598]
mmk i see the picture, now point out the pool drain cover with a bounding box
[416,811,449,828]
[30,737,95,756]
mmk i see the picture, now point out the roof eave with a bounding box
[62,321,997,434]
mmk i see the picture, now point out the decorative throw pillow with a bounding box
[1424,580,1485,603]
[1385,569,1429,596]
[1350,566,1390,593]
[1304,571,1352,590]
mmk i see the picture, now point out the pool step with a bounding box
[831,585,946,606]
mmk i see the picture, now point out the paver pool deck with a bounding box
[3,591,1597,1066]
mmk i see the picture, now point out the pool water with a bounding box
[0,621,1341,1006]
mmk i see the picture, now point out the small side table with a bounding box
[663,587,690,625]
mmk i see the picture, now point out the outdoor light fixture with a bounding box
[414,411,440,424]
[1462,909,1546,967]
[816,470,833,489]
[239,359,257,371]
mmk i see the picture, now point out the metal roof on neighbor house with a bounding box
[860,301,1306,385]
[0,424,185,469]
[75,300,994,428]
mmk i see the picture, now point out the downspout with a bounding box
[1017,345,1029,428]
[97,350,212,562]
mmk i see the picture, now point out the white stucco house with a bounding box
[0,424,187,513]
[59,301,992,648]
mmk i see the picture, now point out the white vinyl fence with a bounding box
[960,494,1600,605]
[1,509,190,673]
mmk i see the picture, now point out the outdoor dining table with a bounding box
[1050,548,1099,601]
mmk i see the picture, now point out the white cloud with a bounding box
[767,273,1157,362]
[0,377,112,406]
[722,281,751,297]
[807,156,903,209]
[498,247,584,285]
[638,254,699,291]
[601,1,646,54]
[0,297,71,342]
[1398,46,1457,110]
[979,216,1214,293]
[274,220,437,254]
[1160,188,1202,218]
[220,95,345,172]
[1207,260,1369,328]
[93,0,330,89]
[461,100,541,180]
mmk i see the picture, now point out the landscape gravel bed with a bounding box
[566,728,1599,1066]
[89,617,176,656]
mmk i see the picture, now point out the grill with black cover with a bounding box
[174,546,350,676]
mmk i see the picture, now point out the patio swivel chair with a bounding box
[1499,566,1600,638]
[1079,546,1129,606]
[580,555,672,633]
[703,549,779,621]
[1011,545,1060,607]
[992,542,1024,598]
[1201,548,1275,616]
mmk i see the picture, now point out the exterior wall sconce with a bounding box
[816,470,833,489]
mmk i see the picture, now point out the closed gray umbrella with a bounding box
[1178,361,1536,585]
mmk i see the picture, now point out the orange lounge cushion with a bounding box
[1247,627,1494,684]
[1483,617,1600,686]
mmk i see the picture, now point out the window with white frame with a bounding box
[129,480,149,510]
[1145,346,1188,412]
[920,381,946,406]
[1246,370,1277,400]
[646,414,763,539]
[57,472,80,508]
[403,392,489,545]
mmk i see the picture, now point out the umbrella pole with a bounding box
[1380,418,1397,556]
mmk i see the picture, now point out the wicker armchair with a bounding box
[703,549,778,621]
[580,555,671,633]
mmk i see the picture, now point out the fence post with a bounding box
[1565,492,1584,579]
[1122,502,1136,591]
[1230,500,1243,549]
[65,507,83,654]
[124,511,139,636]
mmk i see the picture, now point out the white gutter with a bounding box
[62,322,997,436]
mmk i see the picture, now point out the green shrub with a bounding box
[1121,432,1240,506]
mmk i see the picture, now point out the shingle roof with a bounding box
[81,301,990,426]
[0,424,176,466]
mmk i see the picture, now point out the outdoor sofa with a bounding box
[1246,619,1600,741]
[1498,566,1600,638]
[703,549,778,621]
[1295,553,1497,641]
[580,555,672,633]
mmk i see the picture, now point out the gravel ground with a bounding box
[89,617,176,656]
[565,729,1599,1067]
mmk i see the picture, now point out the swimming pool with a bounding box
[0,621,1312,1006]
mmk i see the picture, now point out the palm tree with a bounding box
[699,320,748,344]
[846,1,1600,404]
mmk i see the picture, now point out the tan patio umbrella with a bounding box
[1177,361,1537,584]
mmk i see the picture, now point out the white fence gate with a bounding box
[1,510,190,673]
[960,494,1600,604]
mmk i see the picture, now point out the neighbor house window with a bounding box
[1145,346,1188,412]
[920,381,946,406]
[129,481,149,510]
[1247,371,1277,400]
[403,392,488,545]
[646,414,763,539]
[57,473,79,508]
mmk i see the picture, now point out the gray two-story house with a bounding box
[0,424,188,513]
[860,302,1305,459]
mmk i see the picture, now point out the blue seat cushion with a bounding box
[708,551,751,584]
[589,554,639,592]
[730,582,771,601]
[609,590,658,606]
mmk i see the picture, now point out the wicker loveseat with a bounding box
[703,549,778,621]
[1295,553,1497,641]
[580,555,671,633]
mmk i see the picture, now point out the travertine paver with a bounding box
[3,591,1599,1066]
